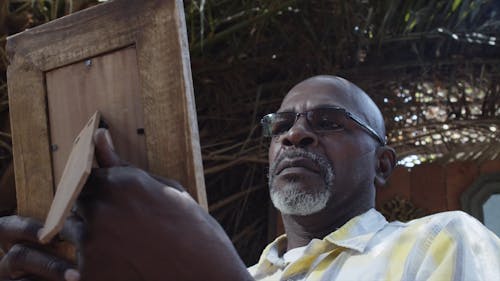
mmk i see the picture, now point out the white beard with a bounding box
[268,150,335,216]
[270,182,331,216]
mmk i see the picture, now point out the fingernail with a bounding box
[94,128,115,150]
[103,129,115,151]
[36,228,49,244]
[65,269,81,281]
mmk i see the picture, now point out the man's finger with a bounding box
[149,174,187,192]
[93,128,126,168]
[0,216,42,247]
[0,244,79,281]
[59,215,85,249]
[78,168,117,207]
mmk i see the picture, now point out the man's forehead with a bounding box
[275,75,386,142]
[279,78,356,112]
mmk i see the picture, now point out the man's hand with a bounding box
[0,215,80,281]
[0,129,252,281]
[71,128,252,280]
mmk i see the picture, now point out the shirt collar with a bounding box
[257,208,388,268]
[324,208,388,252]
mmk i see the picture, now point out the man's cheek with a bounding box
[268,143,280,164]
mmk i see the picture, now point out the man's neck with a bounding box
[282,204,372,251]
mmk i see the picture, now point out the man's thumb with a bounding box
[93,128,124,167]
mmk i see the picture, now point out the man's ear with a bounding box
[374,146,396,188]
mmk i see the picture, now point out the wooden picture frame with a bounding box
[7,0,207,221]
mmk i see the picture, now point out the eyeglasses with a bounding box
[260,106,386,145]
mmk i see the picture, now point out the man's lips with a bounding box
[275,157,321,175]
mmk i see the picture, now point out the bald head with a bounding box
[267,75,395,221]
[282,75,386,140]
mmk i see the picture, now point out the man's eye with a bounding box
[271,120,292,134]
[315,119,342,130]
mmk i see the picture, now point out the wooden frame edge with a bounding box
[7,0,207,216]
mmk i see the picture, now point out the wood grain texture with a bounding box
[46,47,147,185]
[7,58,54,220]
[136,0,207,208]
[39,112,99,244]
[7,0,207,221]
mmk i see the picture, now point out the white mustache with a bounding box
[269,149,333,179]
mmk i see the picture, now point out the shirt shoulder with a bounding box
[401,210,495,233]
[389,210,500,255]
[382,211,500,280]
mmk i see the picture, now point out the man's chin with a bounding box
[270,184,331,216]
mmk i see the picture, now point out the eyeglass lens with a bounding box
[263,108,346,137]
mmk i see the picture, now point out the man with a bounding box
[0,76,498,281]
[249,76,500,280]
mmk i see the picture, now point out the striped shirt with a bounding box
[248,209,500,281]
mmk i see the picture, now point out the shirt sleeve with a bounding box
[418,211,500,281]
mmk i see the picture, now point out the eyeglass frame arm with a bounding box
[345,112,386,145]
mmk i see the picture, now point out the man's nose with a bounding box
[280,117,318,147]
